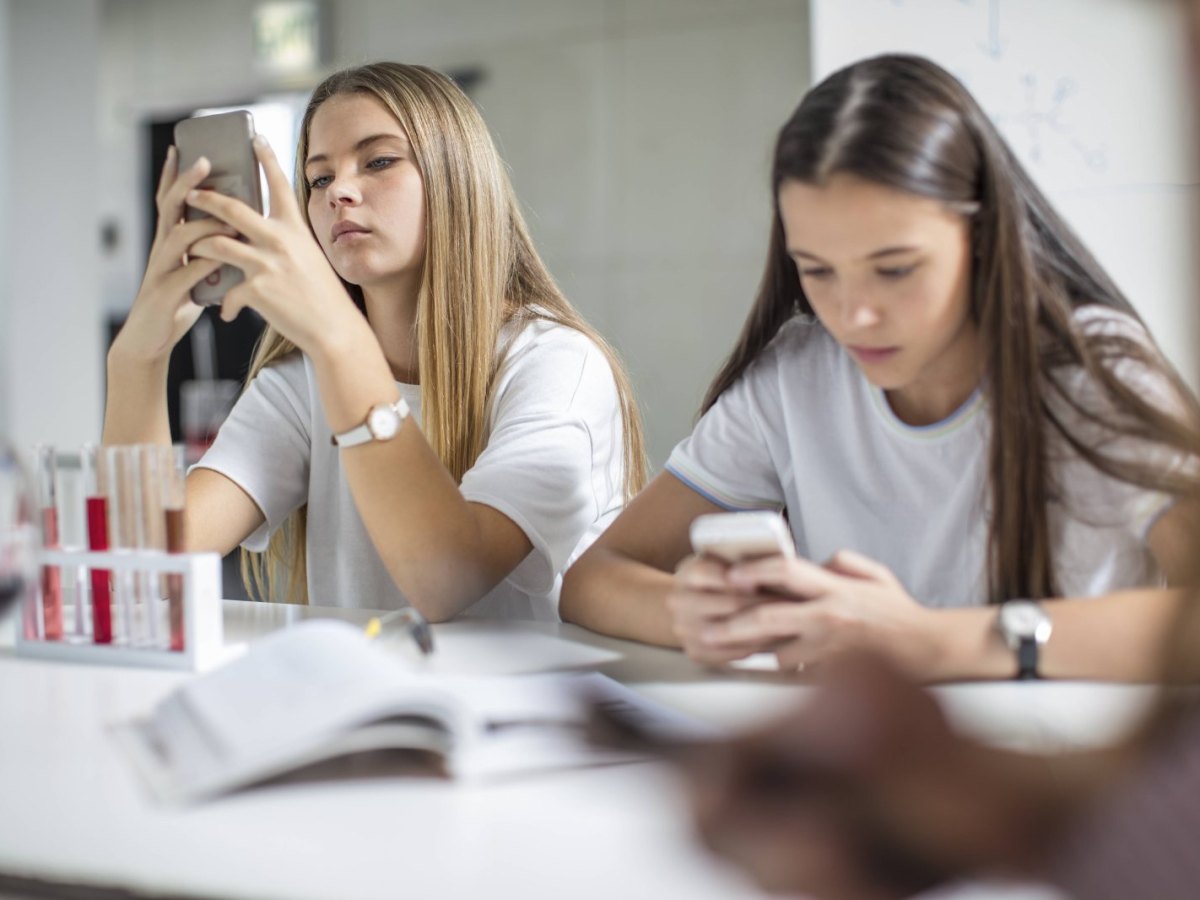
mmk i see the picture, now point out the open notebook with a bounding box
[113,619,714,804]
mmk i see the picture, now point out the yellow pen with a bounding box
[363,607,435,656]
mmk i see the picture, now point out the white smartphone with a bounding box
[689,511,795,564]
[173,110,264,306]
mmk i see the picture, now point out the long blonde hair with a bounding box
[242,62,647,603]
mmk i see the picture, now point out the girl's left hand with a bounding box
[185,136,360,354]
[700,549,944,678]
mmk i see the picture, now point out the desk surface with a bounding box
[0,602,1156,900]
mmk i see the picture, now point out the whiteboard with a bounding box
[809,0,1199,382]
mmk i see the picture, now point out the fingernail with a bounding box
[252,134,267,147]
[194,156,209,169]
[187,190,199,202]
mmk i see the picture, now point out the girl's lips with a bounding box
[331,222,370,242]
[849,345,900,364]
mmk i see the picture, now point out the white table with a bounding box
[0,601,1157,900]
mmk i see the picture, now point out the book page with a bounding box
[112,622,720,802]
[114,620,464,802]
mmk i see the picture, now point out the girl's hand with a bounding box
[113,147,234,363]
[666,554,780,666]
[184,136,361,355]
[698,549,943,678]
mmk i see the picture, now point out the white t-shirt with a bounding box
[196,317,625,620]
[666,309,1179,606]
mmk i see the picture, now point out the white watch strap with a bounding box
[331,398,410,448]
[332,421,374,448]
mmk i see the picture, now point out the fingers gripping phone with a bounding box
[173,111,264,306]
[689,511,795,564]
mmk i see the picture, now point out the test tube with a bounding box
[0,444,39,639]
[106,445,139,645]
[133,445,167,648]
[82,444,113,644]
[161,445,187,651]
[35,445,63,641]
[56,454,91,642]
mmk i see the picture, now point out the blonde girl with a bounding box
[104,62,645,620]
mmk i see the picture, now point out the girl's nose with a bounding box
[328,177,361,206]
[844,298,882,330]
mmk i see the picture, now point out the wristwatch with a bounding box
[996,600,1053,680]
[331,398,410,448]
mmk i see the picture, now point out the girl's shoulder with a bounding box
[498,313,608,373]
[248,348,309,389]
[749,313,844,381]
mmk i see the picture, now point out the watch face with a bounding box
[1001,601,1051,642]
[367,405,400,440]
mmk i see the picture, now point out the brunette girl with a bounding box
[562,54,1198,680]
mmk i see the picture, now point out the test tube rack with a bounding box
[15,546,224,671]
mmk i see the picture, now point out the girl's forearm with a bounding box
[560,547,681,647]
[102,346,172,446]
[923,589,1184,683]
[306,324,525,620]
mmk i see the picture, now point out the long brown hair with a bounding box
[242,62,647,603]
[705,54,1200,603]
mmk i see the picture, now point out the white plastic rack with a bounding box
[15,547,224,671]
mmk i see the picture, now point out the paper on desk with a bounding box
[414,624,623,677]
[110,620,715,803]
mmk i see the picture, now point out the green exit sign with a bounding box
[253,1,326,75]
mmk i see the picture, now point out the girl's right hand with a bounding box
[112,147,236,364]
[667,554,774,666]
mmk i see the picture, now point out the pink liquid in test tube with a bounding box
[36,446,63,641]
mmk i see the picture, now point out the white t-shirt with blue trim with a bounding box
[196,317,626,620]
[666,310,1175,607]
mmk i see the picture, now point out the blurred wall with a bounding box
[8,0,1194,471]
[0,0,9,437]
[0,0,103,450]
[95,0,810,467]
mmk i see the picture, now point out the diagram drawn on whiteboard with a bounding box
[994,74,1109,173]
[873,0,1109,178]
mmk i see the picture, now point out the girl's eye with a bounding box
[366,157,398,171]
[307,174,332,190]
[877,264,918,280]
[799,267,833,281]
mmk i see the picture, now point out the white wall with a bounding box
[1,0,103,452]
[26,0,1197,470]
[809,0,1200,386]
[0,0,10,437]
[97,0,810,467]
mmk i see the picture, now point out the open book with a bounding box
[113,619,714,804]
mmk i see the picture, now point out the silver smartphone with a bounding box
[689,511,795,564]
[173,110,264,306]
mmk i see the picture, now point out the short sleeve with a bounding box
[666,345,786,512]
[192,355,312,552]
[459,327,623,596]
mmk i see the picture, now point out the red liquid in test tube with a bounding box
[165,507,185,651]
[86,495,113,643]
[162,445,187,652]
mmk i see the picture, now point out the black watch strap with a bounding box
[1016,637,1040,680]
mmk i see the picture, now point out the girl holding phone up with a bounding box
[561,54,1200,681]
[104,62,645,620]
